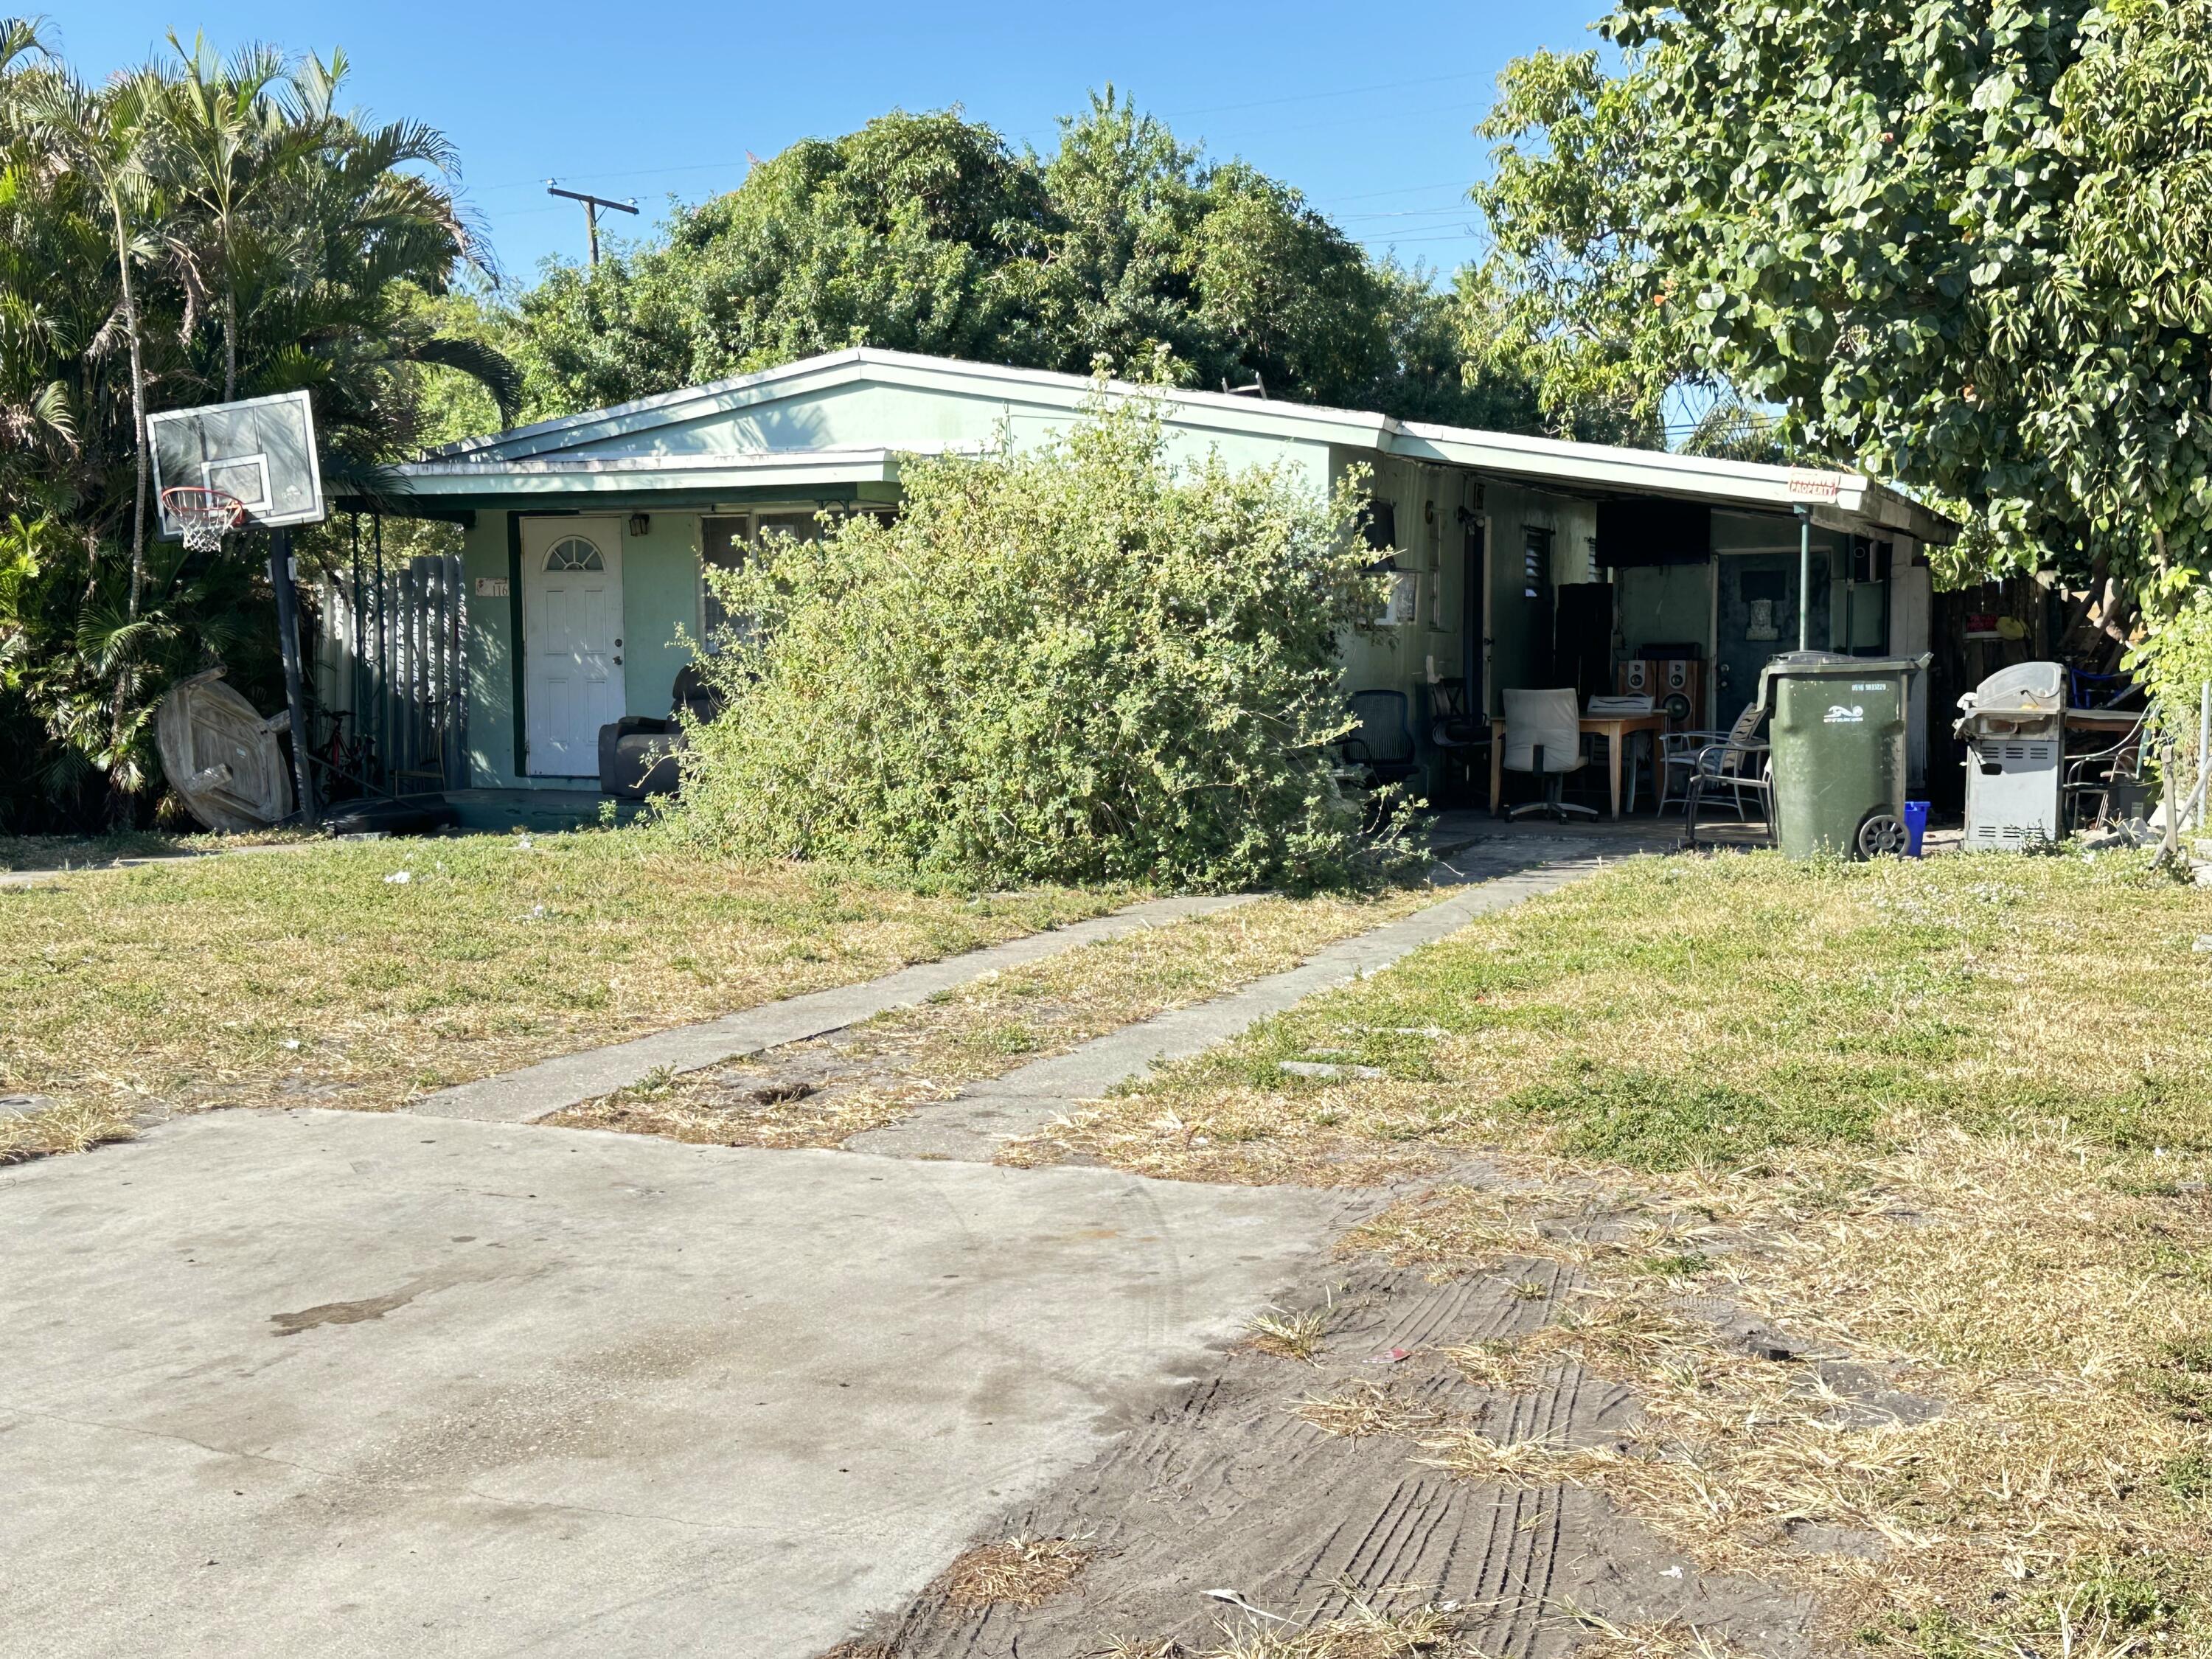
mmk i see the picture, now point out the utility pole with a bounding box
[546,181,639,269]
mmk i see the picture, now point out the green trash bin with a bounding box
[1758,651,1930,859]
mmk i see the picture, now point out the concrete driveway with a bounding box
[1,1110,1345,1658]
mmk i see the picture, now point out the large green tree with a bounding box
[1458,48,1694,446]
[1485,0,2212,610]
[506,94,1536,430]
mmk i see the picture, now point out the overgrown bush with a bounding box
[661,391,1406,891]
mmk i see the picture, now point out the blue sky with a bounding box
[44,1,1610,289]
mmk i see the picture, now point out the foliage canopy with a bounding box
[507,95,1537,433]
[1472,1,2212,605]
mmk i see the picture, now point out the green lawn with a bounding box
[0,830,1113,1155]
[1020,849,2212,1656]
[1032,847,2212,1182]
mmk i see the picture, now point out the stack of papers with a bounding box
[1585,695,1655,716]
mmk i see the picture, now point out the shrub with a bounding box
[661,389,1407,890]
[2132,592,2212,779]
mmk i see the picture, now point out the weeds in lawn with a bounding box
[1016,848,2212,1184]
[941,1535,1093,1610]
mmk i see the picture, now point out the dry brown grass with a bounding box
[1553,1613,1757,1658]
[546,1067,942,1150]
[1355,1134,2212,1649]
[0,830,1113,1141]
[1100,1601,1478,1659]
[1293,1381,1447,1440]
[941,1535,1093,1610]
[1246,1306,1331,1363]
[0,1097,139,1164]
[551,890,1433,1151]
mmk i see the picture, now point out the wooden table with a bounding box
[1490,710,1670,820]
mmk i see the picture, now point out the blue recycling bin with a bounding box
[1903,800,1930,857]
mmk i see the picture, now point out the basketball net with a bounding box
[162,486,245,553]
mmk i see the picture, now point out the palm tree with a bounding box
[22,68,161,616]
[145,35,301,403]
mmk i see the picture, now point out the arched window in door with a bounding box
[545,536,605,572]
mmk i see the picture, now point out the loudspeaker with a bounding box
[1620,653,1704,730]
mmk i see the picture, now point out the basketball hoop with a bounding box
[161,486,245,553]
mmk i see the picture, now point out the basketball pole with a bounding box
[268,526,319,826]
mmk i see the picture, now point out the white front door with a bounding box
[522,517,627,776]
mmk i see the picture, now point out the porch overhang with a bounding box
[368,443,919,513]
[1387,424,1956,547]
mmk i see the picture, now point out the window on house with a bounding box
[545,535,605,573]
[754,510,825,545]
[699,515,749,644]
[1522,526,1552,599]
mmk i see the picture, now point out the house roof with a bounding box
[392,347,1956,543]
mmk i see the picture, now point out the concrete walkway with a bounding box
[849,836,1621,1161]
[0,1109,1350,1659]
[409,894,1251,1124]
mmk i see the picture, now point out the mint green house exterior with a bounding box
[359,349,1954,800]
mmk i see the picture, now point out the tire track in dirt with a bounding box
[850,1254,1819,1659]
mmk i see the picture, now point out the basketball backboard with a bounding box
[147,389,325,540]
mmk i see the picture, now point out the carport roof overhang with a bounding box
[1383,423,1955,546]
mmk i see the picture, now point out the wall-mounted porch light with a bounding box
[627,512,650,538]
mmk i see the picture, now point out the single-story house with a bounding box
[330,348,1954,807]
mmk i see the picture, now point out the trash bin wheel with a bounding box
[1857,813,1910,858]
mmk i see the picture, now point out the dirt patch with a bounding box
[832,1233,1818,1659]
[545,1045,948,1150]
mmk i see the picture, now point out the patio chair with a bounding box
[1658,702,1766,816]
[2067,667,2140,712]
[1338,689,1421,794]
[1422,678,1487,804]
[1683,708,1775,848]
[1501,687,1596,822]
[2064,716,2152,830]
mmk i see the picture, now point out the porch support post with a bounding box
[1795,505,1812,653]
